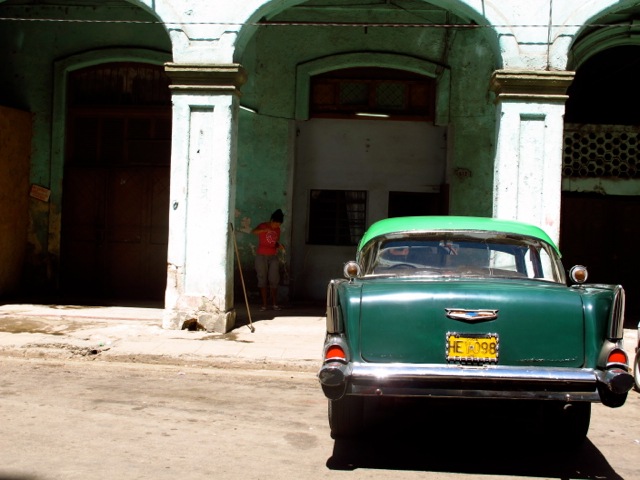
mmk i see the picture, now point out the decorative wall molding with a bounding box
[490,70,575,102]
[165,63,247,95]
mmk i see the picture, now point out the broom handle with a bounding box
[230,223,253,330]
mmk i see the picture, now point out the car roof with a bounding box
[358,216,560,254]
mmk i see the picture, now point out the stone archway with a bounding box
[563,5,640,324]
[563,43,640,324]
[232,0,503,304]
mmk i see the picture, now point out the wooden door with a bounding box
[61,63,171,303]
[61,163,169,302]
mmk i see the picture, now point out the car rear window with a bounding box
[360,232,564,283]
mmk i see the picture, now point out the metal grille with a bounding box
[69,62,171,106]
[376,82,405,109]
[339,82,368,106]
[310,68,435,119]
[563,125,640,178]
[308,189,367,245]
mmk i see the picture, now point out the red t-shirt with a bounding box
[256,222,280,256]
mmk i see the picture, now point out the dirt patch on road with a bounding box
[0,342,319,373]
[0,317,100,335]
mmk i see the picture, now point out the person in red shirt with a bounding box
[251,209,285,310]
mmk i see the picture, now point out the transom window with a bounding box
[310,67,435,121]
[66,63,171,167]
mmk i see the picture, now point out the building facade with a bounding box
[1,0,640,330]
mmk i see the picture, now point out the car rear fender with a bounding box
[581,284,626,366]
[326,279,346,334]
[583,285,634,402]
[326,279,363,339]
[581,284,626,340]
[605,284,626,340]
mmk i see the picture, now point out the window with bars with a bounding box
[68,62,171,107]
[308,190,367,245]
[563,125,640,179]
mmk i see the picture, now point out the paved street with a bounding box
[0,356,639,480]
[0,304,638,479]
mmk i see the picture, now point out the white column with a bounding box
[162,64,247,332]
[490,70,574,245]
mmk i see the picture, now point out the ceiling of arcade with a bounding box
[571,3,640,69]
[235,0,498,63]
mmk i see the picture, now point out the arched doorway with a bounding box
[233,1,501,306]
[60,62,171,304]
[563,45,640,325]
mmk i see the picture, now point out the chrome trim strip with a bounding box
[608,285,625,340]
[343,363,599,401]
[325,280,344,333]
[319,362,604,401]
[350,363,596,384]
[348,385,599,402]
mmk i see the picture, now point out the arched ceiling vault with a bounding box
[569,3,640,70]
[234,0,501,67]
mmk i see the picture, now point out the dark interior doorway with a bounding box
[60,63,171,304]
[560,192,640,327]
[566,46,640,126]
[388,190,448,217]
[563,45,640,327]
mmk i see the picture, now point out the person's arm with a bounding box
[251,223,267,235]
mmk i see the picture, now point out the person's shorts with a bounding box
[255,254,280,288]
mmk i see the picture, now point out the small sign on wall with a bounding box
[454,168,472,179]
[30,184,51,202]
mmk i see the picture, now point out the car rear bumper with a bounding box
[319,361,632,402]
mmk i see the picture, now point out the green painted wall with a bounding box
[235,110,293,296]
[446,29,497,214]
[0,2,499,299]
[0,4,170,293]
[234,19,498,279]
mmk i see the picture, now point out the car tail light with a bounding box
[607,348,628,366]
[325,345,346,361]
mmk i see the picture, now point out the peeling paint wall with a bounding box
[233,12,498,300]
[446,28,498,215]
[0,3,171,294]
[0,106,32,295]
[235,111,294,302]
[2,0,638,309]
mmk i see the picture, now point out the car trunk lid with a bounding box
[358,278,585,367]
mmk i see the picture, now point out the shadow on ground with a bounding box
[233,301,326,329]
[327,398,623,479]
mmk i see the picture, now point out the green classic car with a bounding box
[318,216,634,445]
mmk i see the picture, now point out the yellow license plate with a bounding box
[447,333,499,363]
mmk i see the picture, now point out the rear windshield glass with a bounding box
[358,231,565,283]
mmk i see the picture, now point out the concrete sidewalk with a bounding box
[0,303,636,373]
[0,303,327,371]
